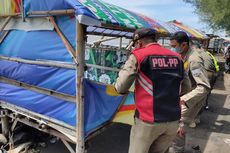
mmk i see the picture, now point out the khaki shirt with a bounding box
[115,54,137,94]
[181,48,211,108]
[192,46,216,72]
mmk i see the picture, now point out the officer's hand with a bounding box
[177,122,185,137]
[106,85,121,96]
[180,99,189,108]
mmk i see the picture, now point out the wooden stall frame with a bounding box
[0,9,136,153]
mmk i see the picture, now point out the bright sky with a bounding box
[104,0,224,36]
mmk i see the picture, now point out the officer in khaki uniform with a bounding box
[194,46,219,110]
[115,28,184,153]
[169,32,211,153]
[188,45,219,127]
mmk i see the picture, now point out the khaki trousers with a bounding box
[171,97,206,153]
[128,118,179,153]
[181,96,206,124]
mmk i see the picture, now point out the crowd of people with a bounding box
[113,28,221,153]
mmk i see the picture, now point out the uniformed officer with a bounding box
[115,28,184,153]
[169,31,211,153]
[188,44,220,127]
[193,45,219,110]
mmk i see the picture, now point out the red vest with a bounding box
[132,43,184,123]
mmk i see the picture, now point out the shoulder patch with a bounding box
[191,68,202,77]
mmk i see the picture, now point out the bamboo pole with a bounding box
[86,63,120,72]
[0,13,20,18]
[49,16,79,65]
[119,37,123,49]
[0,31,9,43]
[93,37,120,46]
[76,18,86,153]
[0,56,75,69]
[0,56,121,72]
[0,16,12,31]
[0,110,9,137]
[27,9,75,16]
[21,0,25,21]
[0,77,76,103]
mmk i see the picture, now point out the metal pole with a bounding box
[76,18,86,153]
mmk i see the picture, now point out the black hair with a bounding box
[170,31,190,45]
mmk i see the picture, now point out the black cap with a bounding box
[170,31,190,44]
[133,28,156,42]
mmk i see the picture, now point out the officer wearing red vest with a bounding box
[115,28,184,153]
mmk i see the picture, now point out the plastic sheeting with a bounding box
[168,20,209,40]
[0,60,76,95]
[24,0,98,22]
[112,92,135,125]
[0,16,75,62]
[0,17,54,31]
[0,79,123,136]
[23,0,172,34]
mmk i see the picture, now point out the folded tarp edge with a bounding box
[0,17,54,31]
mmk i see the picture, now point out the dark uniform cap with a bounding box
[133,28,156,41]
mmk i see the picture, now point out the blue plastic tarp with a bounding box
[24,0,97,20]
[0,60,76,95]
[0,80,123,136]
[0,16,75,62]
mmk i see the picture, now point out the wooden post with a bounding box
[21,0,25,21]
[162,38,165,46]
[76,18,86,153]
[0,16,11,31]
[0,110,9,137]
[119,37,122,49]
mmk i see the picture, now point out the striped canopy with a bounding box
[0,0,208,39]
[168,20,209,40]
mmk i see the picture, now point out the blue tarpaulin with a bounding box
[0,80,123,136]
[0,15,125,137]
[0,60,76,95]
[0,16,75,62]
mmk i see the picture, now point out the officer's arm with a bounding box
[115,54,138,94]
[181,61,211,107]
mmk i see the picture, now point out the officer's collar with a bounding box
[145,42,160,47]
[181,47,192,61]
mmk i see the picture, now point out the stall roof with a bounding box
[0,0,173,35]
[168,20,209,40]
[0,0,209,39]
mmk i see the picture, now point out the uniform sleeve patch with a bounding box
[191,68,202,77]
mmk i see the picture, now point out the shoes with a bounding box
[189,118,200,128]
[189,121,196,128]
[204,105,209,110]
